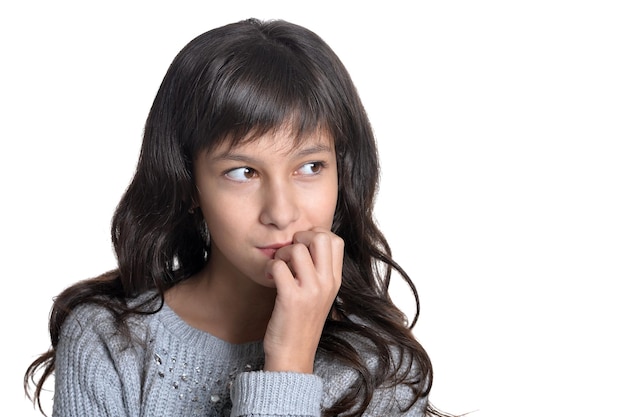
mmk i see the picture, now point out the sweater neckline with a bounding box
[157,301,264,357]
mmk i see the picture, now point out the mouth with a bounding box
[258,242,291,259]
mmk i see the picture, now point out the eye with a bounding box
[225,167,257,182]
[297,161,326,176]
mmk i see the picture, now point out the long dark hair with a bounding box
[25,18,450,416]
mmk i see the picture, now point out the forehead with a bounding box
[209,127,335,158]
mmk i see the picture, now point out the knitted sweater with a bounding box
[53,299,427,416]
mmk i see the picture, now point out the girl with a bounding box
[25,18,449,417]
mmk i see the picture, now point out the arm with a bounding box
[263,228,343,374]
[227,228,340,417]
[231,371,323,417]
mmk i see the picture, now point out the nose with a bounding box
[259,179,300,229]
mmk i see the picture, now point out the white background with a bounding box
[2,1,625,416]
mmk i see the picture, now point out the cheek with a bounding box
[308,185,338,228]
[202,198,246,236]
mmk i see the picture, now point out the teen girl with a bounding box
[25,18,450,417]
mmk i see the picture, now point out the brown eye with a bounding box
[297,162,325,176]
[225,167,257,182]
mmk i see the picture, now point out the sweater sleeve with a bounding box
[52,305,142,417]
[230,371,323,417]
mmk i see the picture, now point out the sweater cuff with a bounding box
[230,371,322,416]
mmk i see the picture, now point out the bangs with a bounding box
[188,35,336,155]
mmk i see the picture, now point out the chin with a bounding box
[256,278,278,289]
[245,271,278,290]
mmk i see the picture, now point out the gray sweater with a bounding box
[53,300,426,416]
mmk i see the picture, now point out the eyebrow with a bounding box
[211,144,334,164]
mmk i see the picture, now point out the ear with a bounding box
[188,199,199,214]
[187,184,201,213]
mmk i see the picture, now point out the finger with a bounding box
[292,230,333,279]
[265,258,296,291]
[294,228,344,290]
[330,235,344,290]
[312,228,344,288]
[273,242,316,285]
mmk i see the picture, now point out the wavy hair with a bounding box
[25,18,450,417]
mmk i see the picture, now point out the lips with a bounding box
[258,242,291,259]
[259,248,278,258]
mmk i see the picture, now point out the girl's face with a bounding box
[194,128,338,288]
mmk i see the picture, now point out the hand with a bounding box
[262,227,344,373]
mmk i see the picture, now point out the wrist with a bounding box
[263,354,314,373]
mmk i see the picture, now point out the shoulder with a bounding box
[55,293,162,383]
[314,326,421,386]
[332,315,424,375]
[59,302,117,340]
[53,294,162,415]
[314,316,428,415]
[57,293,160,354]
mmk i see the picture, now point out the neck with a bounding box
[165,262,276,344]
